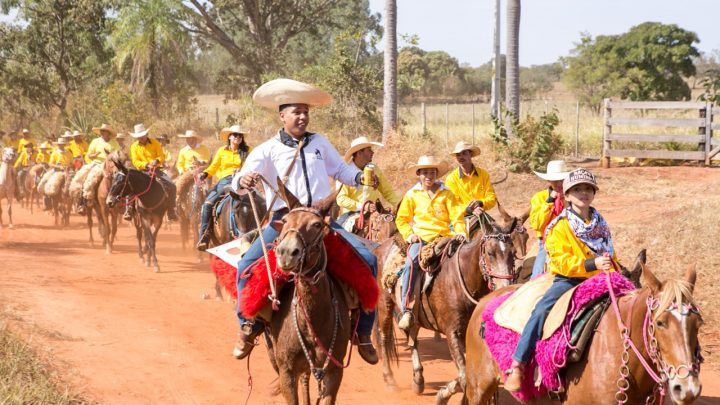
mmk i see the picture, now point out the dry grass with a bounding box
[0,319,88,404]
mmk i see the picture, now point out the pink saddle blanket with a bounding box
[481,272,635,402]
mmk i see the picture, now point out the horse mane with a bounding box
[655,278,697,320]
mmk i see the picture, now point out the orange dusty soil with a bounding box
[0,166,719,404]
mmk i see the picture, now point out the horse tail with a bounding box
[379,294,399,367]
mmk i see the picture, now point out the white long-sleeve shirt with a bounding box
[232,131,361,211]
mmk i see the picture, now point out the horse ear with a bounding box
[375,199,384,213]
[271,220,284,233]
[641,262,661,292]
[112,157,126,173]
[313,188,339,221]
[622,248,646,288]
[519,208,530,225]
[684,264,697,292]
[276,176,301,209]
[496,200,511,222]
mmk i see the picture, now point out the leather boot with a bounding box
[356,334,379,365]
[233,325,260,360]
[196,204,212,251]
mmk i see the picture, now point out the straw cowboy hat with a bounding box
[344,136,383,162]
[116,132,127,139]
[38,141,51,150]
[92,123,117,137]
[449,140,480,157]
[533,160,569,181]
[178,130,201,139]
[130,123,151,138]
[53,137,68,145]
[218,125,246,142]
[72,130,84,137]
[253,78,333,110]
[407,155,449,177]
[21,128,30,134]
[62,130,73,138]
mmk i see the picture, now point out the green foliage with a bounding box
[564,23,699,112]
[490,111,563,173]
[97,81,151,127]
[698,68,720,104]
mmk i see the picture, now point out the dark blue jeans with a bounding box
[236,214,378,336]
[400,242,423,312]
[199,175,233,240]
[531,240,547,279]
[512,274,584,364]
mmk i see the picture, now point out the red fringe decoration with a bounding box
[210,232,380,319]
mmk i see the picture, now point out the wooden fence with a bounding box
[601,99,719,167]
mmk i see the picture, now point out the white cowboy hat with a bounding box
[53,137,68,145]
[72,130,84,137]
[178,130,201,139]
[21,128,30,134]
[449,140,480,157]
[253,78,333,110]
[130,123,150,138]
[343,136,384,162]
[38,141,51,150]
[218,125,246,142]
[116,132,127,139]
[62,130,73,138]
[533,160,569,181]
[92,123,117,137]
[407,155,449,177]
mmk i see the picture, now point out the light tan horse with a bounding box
[464,256,703,405]
[0,147,16,229]
[92,152,126,254]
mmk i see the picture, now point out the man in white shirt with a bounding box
[232,79,379,364]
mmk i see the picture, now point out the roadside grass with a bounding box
[0,321,88,404]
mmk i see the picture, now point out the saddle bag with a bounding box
[567,296,609,363]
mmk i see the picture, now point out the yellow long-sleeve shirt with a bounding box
[203,147,247,180]
[529,188,560,239]
[545,214,618,279]
[36,151,52,164]
[395,183,466,243]
[68,139,88,160]
[130,138,164,170]
[444,166,497,211]
[337,165,400,215]
[176,144,211,173]
[86,137,120,164]
[14,150,35,168]
[17,137,33,151]
[49,149,73,167]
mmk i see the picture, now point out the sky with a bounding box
[367,0,720,67]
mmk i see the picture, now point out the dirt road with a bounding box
[1,166,719,404]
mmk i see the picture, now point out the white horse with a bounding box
[0,147,17,228]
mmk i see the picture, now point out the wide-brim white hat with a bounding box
[92,123,116,137]
[407,155,449,177]
[533,160,569,181]
[62,131,73,138]
[449,141,480,157]
[344,136,383,161]
[116,132,127,139]
[253,78,333,110]
[218,125,247,142]
[130,123,150,138]
[178,129,200,139]
[53,137,68,145]
[72,130,84,137]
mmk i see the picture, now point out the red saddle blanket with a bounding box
[210,231,379,318]
[481,272,635,402]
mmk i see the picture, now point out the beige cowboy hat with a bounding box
[253,78,333,110]
[92,123,117,137]
[218,125,247,142]
[72,130,84,137]
[449,140,480,157]
[533,160,569,181]
[344,136,384,162]
[116,132,127,139]
[130,123,150,138]
[21,128,30,134]
[178,129,201,139]
[53,137,68,145]
[38,141,51,150]
[407,155,449,177]
[62,130,73,138]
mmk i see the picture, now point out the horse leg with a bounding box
[277,368,300,405]
[377,296,399,390]
[409,325,425,394]
[87,206,95,247]
[319,368,343,405]
[134,217,145,264]
[0,200,4,229]
[109,208,118,252]
[436,329,467,405]
[150,216,162,272]
[300,373,311,405]
[214,274,224,300]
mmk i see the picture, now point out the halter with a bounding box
[478,232,517,290]
[606,271,703,404]
[113,167,164,211]
[276,206,328,279]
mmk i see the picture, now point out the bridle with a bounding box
[478,231,517,290]
[367,212,395,242]
[276,206,328,281]
[111,167,163,210]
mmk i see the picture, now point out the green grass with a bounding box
[0,322,87,404]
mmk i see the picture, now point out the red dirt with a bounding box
[1,166,719,404]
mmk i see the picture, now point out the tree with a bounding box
[505,0,521,135]
[383,0,398,142]
[397,47,428,99]
[564,23,699,112]
[698,68,720,104]
[0,0,111,118]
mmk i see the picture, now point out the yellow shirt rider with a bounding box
[395,156,466,331]
[176,130,210,175]
[68,130,89,166]
[49,138,74,168]
[336,136,400,228]
[16,129,33,151]
[196,125,250,250]
[35,142,52,164]
[87,124,120,164]
[444,141,497,232]
[14,143,36,169]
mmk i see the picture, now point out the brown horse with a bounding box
[463,255,703,405]
[107,159,170,272]
[375,210,524,404]
[22,163,46,213]
[176,165,207,257]
[0,147,16,229]
[90,153,125,254]
[262,187,351,405]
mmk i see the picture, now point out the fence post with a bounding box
[421,102,426,135]
[704,102,711,165]
[601,98,612,168]
[445,102,449,146]
[574,101,580,157]
[215,107,219,127]
[471,103,476,145]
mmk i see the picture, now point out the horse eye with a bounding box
[656,319,666,328]
[312,222,322,228]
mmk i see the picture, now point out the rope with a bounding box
[248,188,281,311]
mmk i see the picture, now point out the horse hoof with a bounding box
[412,376,425,395]
[7,224,12,229]
[435,390,450,405]
[154,266,160,273]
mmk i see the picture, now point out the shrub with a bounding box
[491,111,563,173]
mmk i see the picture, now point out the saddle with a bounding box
[419,236,462,272]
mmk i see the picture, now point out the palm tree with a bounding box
[382,0,398,143]
[505,0,521,135]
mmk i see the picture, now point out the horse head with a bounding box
[273,179,336,277]
[365,200,397,242]
[2,147,15,163]
[497,201,530,260]
[229,188,267,235]
[642,264,703,404]
[106,157,131,207]
[476,211,519,290]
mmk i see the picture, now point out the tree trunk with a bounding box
[491,0,501,119]
[382,0,398,143]
[505,0,521,136]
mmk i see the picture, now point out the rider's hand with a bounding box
[453,234,466,243]
[366,174,380,189]
[239,172,260,189]
[199,172,209,181]
[472,206,485,217]
[407,234,420,244]
[594,256,613,270]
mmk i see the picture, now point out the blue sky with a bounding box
[368,0,720,67]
